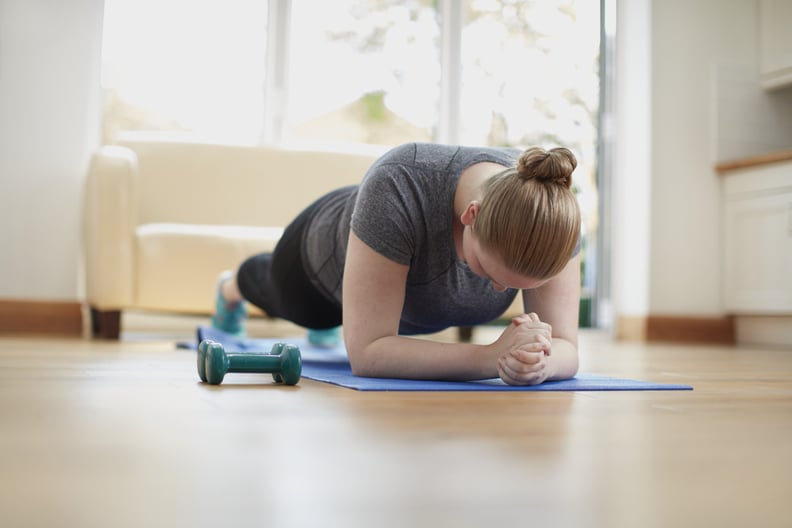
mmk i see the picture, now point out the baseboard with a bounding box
[0,299,84,336]
[616,315,736,344]
[647,315,735,344]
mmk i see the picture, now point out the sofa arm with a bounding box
[83,146,138,310]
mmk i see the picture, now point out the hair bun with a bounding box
[516,147,577,189]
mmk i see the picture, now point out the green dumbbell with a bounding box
[197,339,294,382]
[197,339,301,386]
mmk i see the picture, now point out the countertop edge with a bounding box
[715,150,792,174]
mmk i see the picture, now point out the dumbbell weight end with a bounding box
[275,344,301,386]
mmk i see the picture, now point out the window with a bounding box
[101,0,268,144]
[102,1,598,155]
[283,0,440,147]
[458,1,600,153]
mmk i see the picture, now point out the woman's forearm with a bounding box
[348,333,578,383]
[348,335,500,381]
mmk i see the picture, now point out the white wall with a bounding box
[0,0,104,301]
[611,0,792,323]
[649,0,764,315]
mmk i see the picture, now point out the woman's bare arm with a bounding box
[342,232,507,380]
[343,232,581,383]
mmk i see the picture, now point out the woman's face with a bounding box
[462,226,548,292]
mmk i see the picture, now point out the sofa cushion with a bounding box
[135,223,283,313]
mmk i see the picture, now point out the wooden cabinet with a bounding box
[722,160,792,313]
[760,0,792,90]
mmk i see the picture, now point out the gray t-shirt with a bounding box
[303,142,521,335]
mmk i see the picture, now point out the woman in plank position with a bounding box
[212,142,581,385]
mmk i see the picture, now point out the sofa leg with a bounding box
[90,308,121,340]
[457,326,473,343]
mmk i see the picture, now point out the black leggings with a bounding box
[236,194,343,330]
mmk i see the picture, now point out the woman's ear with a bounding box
[460,201,480,226]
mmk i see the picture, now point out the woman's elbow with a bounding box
[554,353,579,381]
[345,341,376,377]
[349,360,372,377]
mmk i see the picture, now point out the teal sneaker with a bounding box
[307,327,341,349]
[210,271,247,338]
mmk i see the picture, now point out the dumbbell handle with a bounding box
[223,352,284,373]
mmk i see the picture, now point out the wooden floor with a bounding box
[1,314,791,528]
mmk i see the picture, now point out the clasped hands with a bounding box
[496,312,553,386]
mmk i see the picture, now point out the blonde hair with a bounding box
[475,146,581,280]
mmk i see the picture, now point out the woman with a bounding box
[212,142,581,385]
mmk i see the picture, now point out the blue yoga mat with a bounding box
[182,326,693,392]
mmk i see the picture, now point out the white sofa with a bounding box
[83,139,380,338]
